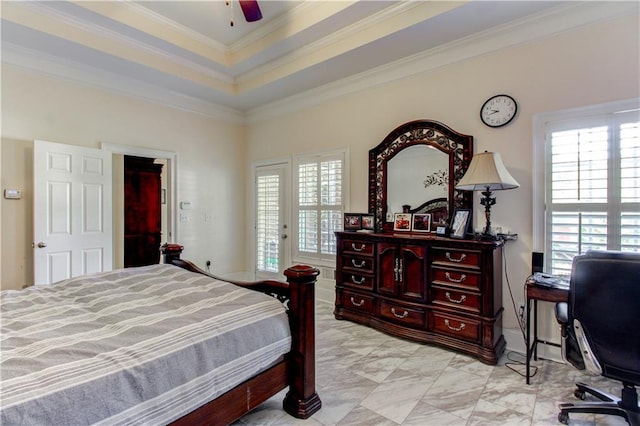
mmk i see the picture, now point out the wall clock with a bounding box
[480,94,518,128]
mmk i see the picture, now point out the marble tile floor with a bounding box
[234,302,629,426]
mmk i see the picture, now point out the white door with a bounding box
[255,163,289,279]
[34,140,113,285]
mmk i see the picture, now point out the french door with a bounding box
[254,163,290,279]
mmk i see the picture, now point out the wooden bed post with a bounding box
[283,264,322,418]
[160,243,184,264]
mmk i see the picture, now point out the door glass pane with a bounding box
[256,173,280,273]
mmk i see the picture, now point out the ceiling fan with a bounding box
[226,0,262,26]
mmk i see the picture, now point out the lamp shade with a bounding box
[455,151,519,191]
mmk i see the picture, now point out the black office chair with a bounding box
[554,250,640,425]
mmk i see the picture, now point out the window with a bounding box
[542,107,640,275]
[294,150,348,263]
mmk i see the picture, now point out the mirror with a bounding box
[368,120,473,232]
[387,145,448,217]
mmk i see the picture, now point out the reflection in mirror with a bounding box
[387,145,448,218]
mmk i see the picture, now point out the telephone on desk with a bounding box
[532,272,570,289]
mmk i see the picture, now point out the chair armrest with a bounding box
[555,302,568,325]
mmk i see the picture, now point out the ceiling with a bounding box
[1,1,635,120]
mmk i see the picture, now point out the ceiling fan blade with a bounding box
[239,0,262,22]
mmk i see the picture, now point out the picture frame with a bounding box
[450,209,471,239]
[361,214,375,231]
[411,213,432,232]
[344,213,362,231]
[393,213,412,231]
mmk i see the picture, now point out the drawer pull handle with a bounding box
[445,292,467,304]
[351,276,365,285]
[444,319,466,332]
[391,308,408,319]
[445,272,467,283]
[445,252,467,263]
[351,243,366,252]
[351,259,366,268]
[350,297,365,307]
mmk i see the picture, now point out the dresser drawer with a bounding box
[342,255,374,273]
[379,300,426,328]
[431,285,480,313]
[432,267,481,290]
[341,272,374,290]
[430,311,480,343]
[340,290,375,314]
[341,239,374,256]
[432,248,480,269]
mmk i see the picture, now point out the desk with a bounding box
[525,280,569,384]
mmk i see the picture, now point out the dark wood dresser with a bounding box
[334,231,505,365]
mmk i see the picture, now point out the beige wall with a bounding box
[1,66,246,290]
[246,14,640,352]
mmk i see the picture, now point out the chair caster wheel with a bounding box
[558,411,569,424]
[574,389,586,400]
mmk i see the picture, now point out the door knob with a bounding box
[37,242,47,248]
[282,234,288,239]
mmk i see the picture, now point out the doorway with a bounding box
[102,143,176,269]
[124,156,163,267]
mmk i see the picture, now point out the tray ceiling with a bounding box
[1,1,635,119]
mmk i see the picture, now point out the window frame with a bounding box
[533,98,640,272]
[292,148,350,267]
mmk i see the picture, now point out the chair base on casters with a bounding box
[558,382,640,425]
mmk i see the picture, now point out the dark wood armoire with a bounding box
[124,156,163,267]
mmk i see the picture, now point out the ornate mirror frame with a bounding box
[369,120,474,232]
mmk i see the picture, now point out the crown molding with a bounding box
[229,0,320,53]
[2,42,245,124]
[10,1,234,85]
[236,1,429,87]
[246,1,639,123]
[121,1,229,53]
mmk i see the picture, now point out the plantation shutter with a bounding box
[545,111,640,274]
[296,153,344,261]
[256,170,281,273]
[621,121,640,250]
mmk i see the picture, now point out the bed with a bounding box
[0,244,321,425]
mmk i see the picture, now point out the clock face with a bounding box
[480,95,517,128]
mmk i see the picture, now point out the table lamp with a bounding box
[455,151,519,239]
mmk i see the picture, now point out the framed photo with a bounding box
[393,213,412,231]
[411,213,432,232]
[344,213,362,231]
[361,214,375,231]
[450,209,471,239]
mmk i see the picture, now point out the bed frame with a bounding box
[160,244,321,425]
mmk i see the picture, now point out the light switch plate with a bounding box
[4,189,21,199]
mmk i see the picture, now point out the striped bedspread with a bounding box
[0,264,292,425]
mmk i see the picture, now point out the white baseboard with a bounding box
[503,327,563,363]
[316,278,335,304]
